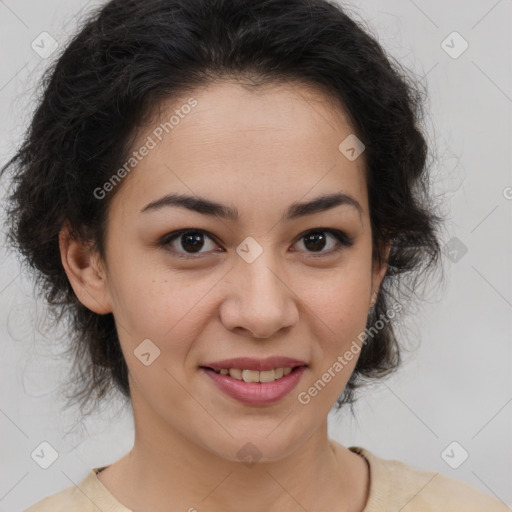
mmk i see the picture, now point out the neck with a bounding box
[97,388,368,512]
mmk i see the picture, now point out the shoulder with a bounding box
[350,446,510,512]
[22,467,122,512]
[22,484,93,512]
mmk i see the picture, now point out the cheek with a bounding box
[309,279,371,356]
[300,258,372,324]
[110,268,217,353]
[296,258,372,360]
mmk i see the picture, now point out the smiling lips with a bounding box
[200,356,308,404]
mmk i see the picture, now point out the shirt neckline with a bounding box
[348,446,390,511]
[88,445,390,512]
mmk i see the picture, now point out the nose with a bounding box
[219,253,300,339]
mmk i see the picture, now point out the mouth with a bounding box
[199,363,308,405]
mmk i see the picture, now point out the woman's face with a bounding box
[70,80,388,462]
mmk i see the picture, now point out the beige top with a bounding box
[23,446,510,511]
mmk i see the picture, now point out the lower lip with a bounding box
[201,366,307,405]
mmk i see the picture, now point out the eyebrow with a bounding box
[140,192,363,221]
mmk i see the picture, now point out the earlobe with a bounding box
[58,223,112,314]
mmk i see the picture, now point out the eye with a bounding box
[159,228,353,260]
[159,229,220,260]
[292,228,354,257]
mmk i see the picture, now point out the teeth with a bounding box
[212,367,298,382]
[258,369,276,383]
[242,369,261,383]
[229,368,242,380]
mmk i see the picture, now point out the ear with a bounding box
[58,222,112,314]
[370,240,391,307]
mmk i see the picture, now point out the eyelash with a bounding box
[159,228,354,260]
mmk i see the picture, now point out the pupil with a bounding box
[304,232,326,252]
[182,232,204,253]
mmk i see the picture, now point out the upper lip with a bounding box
[201,357,308,371]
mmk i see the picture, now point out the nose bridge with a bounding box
[244,251,285,305]
[221,240,298,337]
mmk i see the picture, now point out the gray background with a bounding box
[0,0,511,510]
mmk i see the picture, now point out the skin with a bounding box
[60,79,390,512]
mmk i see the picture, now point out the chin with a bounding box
[200,429,306,465]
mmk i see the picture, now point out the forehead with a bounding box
[110,79,368,220]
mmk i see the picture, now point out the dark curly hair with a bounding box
[0,0,443,419]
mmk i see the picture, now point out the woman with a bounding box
[1,0,507,510]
